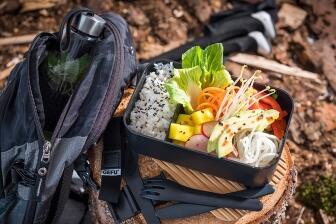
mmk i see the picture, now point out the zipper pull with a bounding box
[41,141,51,163]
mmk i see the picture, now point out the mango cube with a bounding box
[176,114,194,125]
[191,108,214,125]
[193,125,202,135]
[169,123,194,142]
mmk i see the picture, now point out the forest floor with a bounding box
[0,0,335,223]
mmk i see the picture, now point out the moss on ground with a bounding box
[297,175,336,216]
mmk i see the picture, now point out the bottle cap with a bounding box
[72,12,106,37]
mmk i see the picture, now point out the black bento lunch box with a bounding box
[123,61,294,187]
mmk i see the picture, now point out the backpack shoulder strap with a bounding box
[46,164,74,224]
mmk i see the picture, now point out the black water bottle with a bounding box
[48,12,106,94]
[65,12,106,60]
[40,12,105,134]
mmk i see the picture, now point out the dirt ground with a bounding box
[0,0,335,223]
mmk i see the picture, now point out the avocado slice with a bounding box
[207,114,248,153]
[207,124,224,153]
[207,109,279,157]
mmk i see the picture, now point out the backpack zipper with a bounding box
[41,141,51,164]
[35,140,51,196]
[25,33,54,224]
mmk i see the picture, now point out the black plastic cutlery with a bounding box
[155,185,274,219]
[140,178,274,219]
[141,178,274,211]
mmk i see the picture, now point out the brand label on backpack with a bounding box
[101,168,121,176]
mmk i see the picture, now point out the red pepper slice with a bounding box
[249,101,272,110]
[261,96,287,139]
[259,102,272,110]
[271,119,286,139]
[260,95,287,119]
[249,93,288,139]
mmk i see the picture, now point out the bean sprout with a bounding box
[215,66,277,121]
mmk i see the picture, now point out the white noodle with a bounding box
[233,131,280,167]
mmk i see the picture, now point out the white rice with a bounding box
[129,63,176,140]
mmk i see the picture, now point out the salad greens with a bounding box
[165,43,232,113]
[165,66,202,114]
[181,46,203,69]
[182,43,232,88]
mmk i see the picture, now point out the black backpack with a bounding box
[0,8,136,224]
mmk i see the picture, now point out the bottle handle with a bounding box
[58,7,93,53]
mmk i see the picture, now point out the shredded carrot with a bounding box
[196,102,218,112]
[197,93,216,105]
[202,87,225,93]
[196,87,226,115]
[209,96,221,104]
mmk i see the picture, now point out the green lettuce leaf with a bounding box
[181,46,203,69]
[164,80,194,114]
[203,43,223,72]
[165,66,202,114]
[208,68,232,88]
[173,66,202,109]
[181,43,233,88]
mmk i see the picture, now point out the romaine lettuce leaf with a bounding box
[164,66,202,114]
[203,43,223,73]
[208,67,232,88]
[164,80,194,114]
[172,66,202,110]
[181,43,233,88]
[181,46,203,69]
